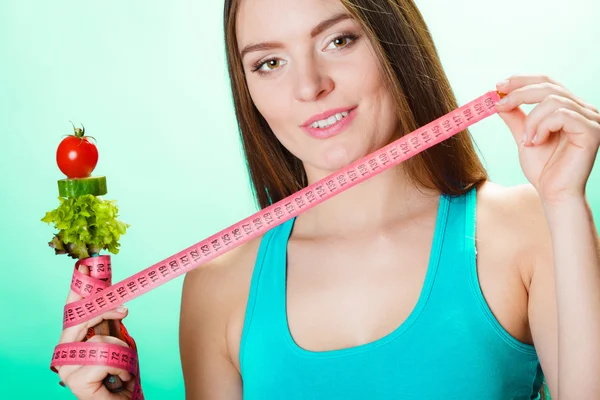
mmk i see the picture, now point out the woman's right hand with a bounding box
[55,263,135,400]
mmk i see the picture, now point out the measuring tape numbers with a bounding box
[50,90,503,399]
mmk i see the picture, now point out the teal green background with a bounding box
[1,0,598,398]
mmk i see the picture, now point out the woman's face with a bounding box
[236,0,398,179]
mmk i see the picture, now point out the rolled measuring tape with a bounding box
[52,256,143,398]
[51,90,503,399]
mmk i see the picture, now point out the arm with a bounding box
[494,73,600,398]
[527,189,600,399]
[545,196,600,397]
[179,267,243,399]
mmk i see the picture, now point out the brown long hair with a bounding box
[223,1,547,397]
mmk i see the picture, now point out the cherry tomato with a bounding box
[56,124,98,178]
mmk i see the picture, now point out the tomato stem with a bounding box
[67,121,96,144]
[69,120,86,138]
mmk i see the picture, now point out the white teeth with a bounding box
[310,111,350,129]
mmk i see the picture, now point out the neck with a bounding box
[293,164,440,239]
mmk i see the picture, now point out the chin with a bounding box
[299,122,394,177]
[307,143,372,174]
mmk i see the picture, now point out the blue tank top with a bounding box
[239,188,545,399]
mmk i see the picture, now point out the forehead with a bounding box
[236,0,348,44]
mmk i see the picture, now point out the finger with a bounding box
[497,74,563,92]
[65,263,89,304]
[77,364,133,386]
[497,77,597,114]
[523,95,600,143]
[56,364,83,381]
[58,335,132,386]
[497,107,528,146]
[84,333,130,348]
[63,365,133,395]
[59,306,129,344]
[495,82,594,113]
[531,108,600,147]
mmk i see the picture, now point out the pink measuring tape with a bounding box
[51,90,503,399]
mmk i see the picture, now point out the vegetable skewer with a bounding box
[42,124,132,393]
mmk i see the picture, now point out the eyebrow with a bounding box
[239,12,352,60]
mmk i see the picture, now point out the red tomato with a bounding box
[56,125,98,178]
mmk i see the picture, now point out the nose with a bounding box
[293,57,334,102]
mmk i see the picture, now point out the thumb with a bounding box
[498,106,527,145]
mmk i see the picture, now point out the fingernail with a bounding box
[78,265,85,273]
[116,306,127,313]
[532,134,537,144]
[521,133,527,144]
[496,79,509,88]
[497,97,507,105]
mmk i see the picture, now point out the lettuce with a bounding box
[41,194,130,259]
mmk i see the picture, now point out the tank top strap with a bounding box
[423,186,477,307]
[239,217,295,373]
[464,185,478,257]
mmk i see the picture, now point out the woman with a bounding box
[55,0,600,398]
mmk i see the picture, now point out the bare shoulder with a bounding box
[477,181,550,239]
[179,233,264,373]
[476,181,552,285]
[181,234,263,304]
[477,180,547,224]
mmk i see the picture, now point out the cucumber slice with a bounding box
[58,176,107,197]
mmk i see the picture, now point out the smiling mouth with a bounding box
[301,107,358,140]
[308,110,351,129]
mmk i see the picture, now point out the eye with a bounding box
[264,59,282,70]
[324,33,359,51]
[252,58,288,74]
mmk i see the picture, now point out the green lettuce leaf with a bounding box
[41,194,130,259]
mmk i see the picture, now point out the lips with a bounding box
[301,106,358,140]
[301,106,356,127]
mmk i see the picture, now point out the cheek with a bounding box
[347,58,397,133]
[343,45,385,92]
[247,80,290,130]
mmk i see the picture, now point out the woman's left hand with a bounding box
[494,75,600,205]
